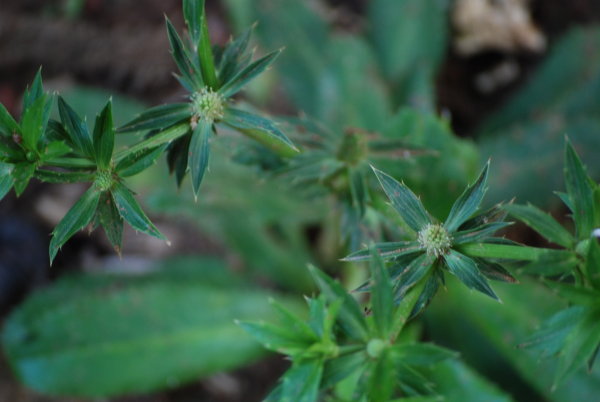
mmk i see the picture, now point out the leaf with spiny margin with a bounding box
[111,181,165,240]
[0,162,13,200]
[392,343,457,367]
[586,240,600,290]
[219,27,253,84]
[166,135,191,187]
[57,96,94,158]
[372,167,431,232]
[369,245,394,338]
[219,49,282,98]
[50,186,101,263]
[349,167,368,218]
[444,250,499,301]
[116,144,168,178]
[504,203,575,248]
[22,68,44,112]
[269,298,316,341]
[183,0,204,47]
[34,169,94,184]
[321,351,367,389]
[238,321,313,355]
[12,162,35,196]
[368,350,395,402]
[520,249,578,276]
[223,108,298,157]
[473,258,517,283]
[308,265,368,342]
[554,309,600,385]
[196,0,219,89]
[20,94,50,152]
[42,141,71,161]
[565,139,595,238]
[165,18,203,91]
[118,103,191,133]
[189,119,211,196]
[444,162,489,233]
[0,103,20,137]
[96,192,123,253]
[452,222,512,245]
[275,360,323,402]
[395,253,435,299]
[408,268,441,317]
[343,241,422,262]
[92,101,114,169]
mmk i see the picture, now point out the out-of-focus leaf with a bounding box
[0,162,14,200]
[273,360,323,402]
[564,139,595,238]
[342,241,422,262]
[2,260,283,397]
[586,240,600,290]
[504,204,574,248]
[196,0,219,89]
[183,0,204,46]
[369,246,393,338]
[220,49,281,98]
[368,351,395,402]
[219,27,253,84]
[392,343,456,367]
[12,162,36,196]
[0,103,20,137]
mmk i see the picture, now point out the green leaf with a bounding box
[114,123,189,162]
[343,241,423,262]
[349,167,368,218]
[20,94,51,152]
[0,162,14,200]
[392,343,457,367]
[368,351,396,402]
[238,320,313,355]
[111,181,165,240]
[0,103,20,137]
[473,258,517,283]
[92,101,114,169]
[565,139,595,238]
[369,245,394,338]
[49,186,101,263]
[196,1,219,89]
[34,169,95,184]
[372,166,431,232]
[504,203,575,248]
[183,0,204,46]
[116,144,167,178]
[2,263,279,397]
[165,18,203,90]
[22,68,44,112]
[395,253,435,299]
[444,250,499,301]
[219,49,282,98]
[270,298,317,341]
[544,281,600,307]
[43,141,71,160]
[189,119,212,196]
[118,103,191,133]
[12,162,36,196]
[278,360,323,402]
[219,26,253,84]
[452,222,512,245]
[223,108,298,157]
[57,96,94,158]
[308,265,368,342]
[444,162,489,233]
[96,192,123,253]
[586,240,600,290]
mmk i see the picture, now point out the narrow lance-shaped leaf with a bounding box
[34,169,95,184]
[586,240,600,290]
[565,139,595,238]
[165,18,202,90]
[197,0,219,89]
[444,161,489,233]
[275,360,323,402]
[444,250,499,301]
[452,222,512,245]
[92,101,114,169]
[118,103,191,133]
[238,320,312,356]
[0,162,13,201]
[22,68,44,112]
[218,26,253,84]
[116,144,168,178]
[369,245,394,338]
[189,119,211,197]
[372,166,431,232]
[111,181,166,240]
[223,108,298,157]
[57,96,94,158]
[349,167,368,218]
[0,103,20,137]
[392,343,457,367]
[49,186,101,263]
[342,241,422,262]
[504,203,575,248]
[20,94,50,152]
[96,192,124,253]
[219,49,282,98]
[368,351,396,402]
[183,0,204,46]
[12,163,36,196]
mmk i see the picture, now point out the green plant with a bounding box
[1,0,600,401]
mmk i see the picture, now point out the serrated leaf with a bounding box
[116,144,167,178]
[343,241,423,262]
[189,119,212,196]
[392,343,457,367]
[395,253,435,298]
[34,169,94,184]
[114,123,189,161]
[118,103,191,133]
[473,258,517,283]
[92,101,114,169]
[20,94,50,152]
[308,265,368,342]
[97,192,123,253]
[452,222,512,245]
[57,96,94,158]
[444,250,499,301]
[444,162,489,233]
[12,162,36,196]
[565,139,595,238]
[219,49,282,98]
[223,108,298,157]
[372,167,431,232]
[586,240,600,290]
[183,0,204,46]
[504,203,575,248]
[196,1,219,89]
[165,18,203,90]
[111,181,165,240]
[278,360,323,402]
[219,27,253,84]
[49,186,101,262]
[22,68,44,112]
[270,299,316,341]
[0,103,20,137]
[369,245,394,338]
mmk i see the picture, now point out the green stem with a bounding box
[114,123,189,162]
[456,243,571,261]
[390,275,429,341]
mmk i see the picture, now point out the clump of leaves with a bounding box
[119,0,297,196]
[240,248,456,401]
[513,139,600,385]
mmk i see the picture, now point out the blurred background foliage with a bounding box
[0,0,599,401]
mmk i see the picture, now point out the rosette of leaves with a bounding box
[47,97,166,262]
[278,117,430,248]
[343,162,525,314]
[510,140,600,385]
[118,0,297,196]
[239,248,457,401]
